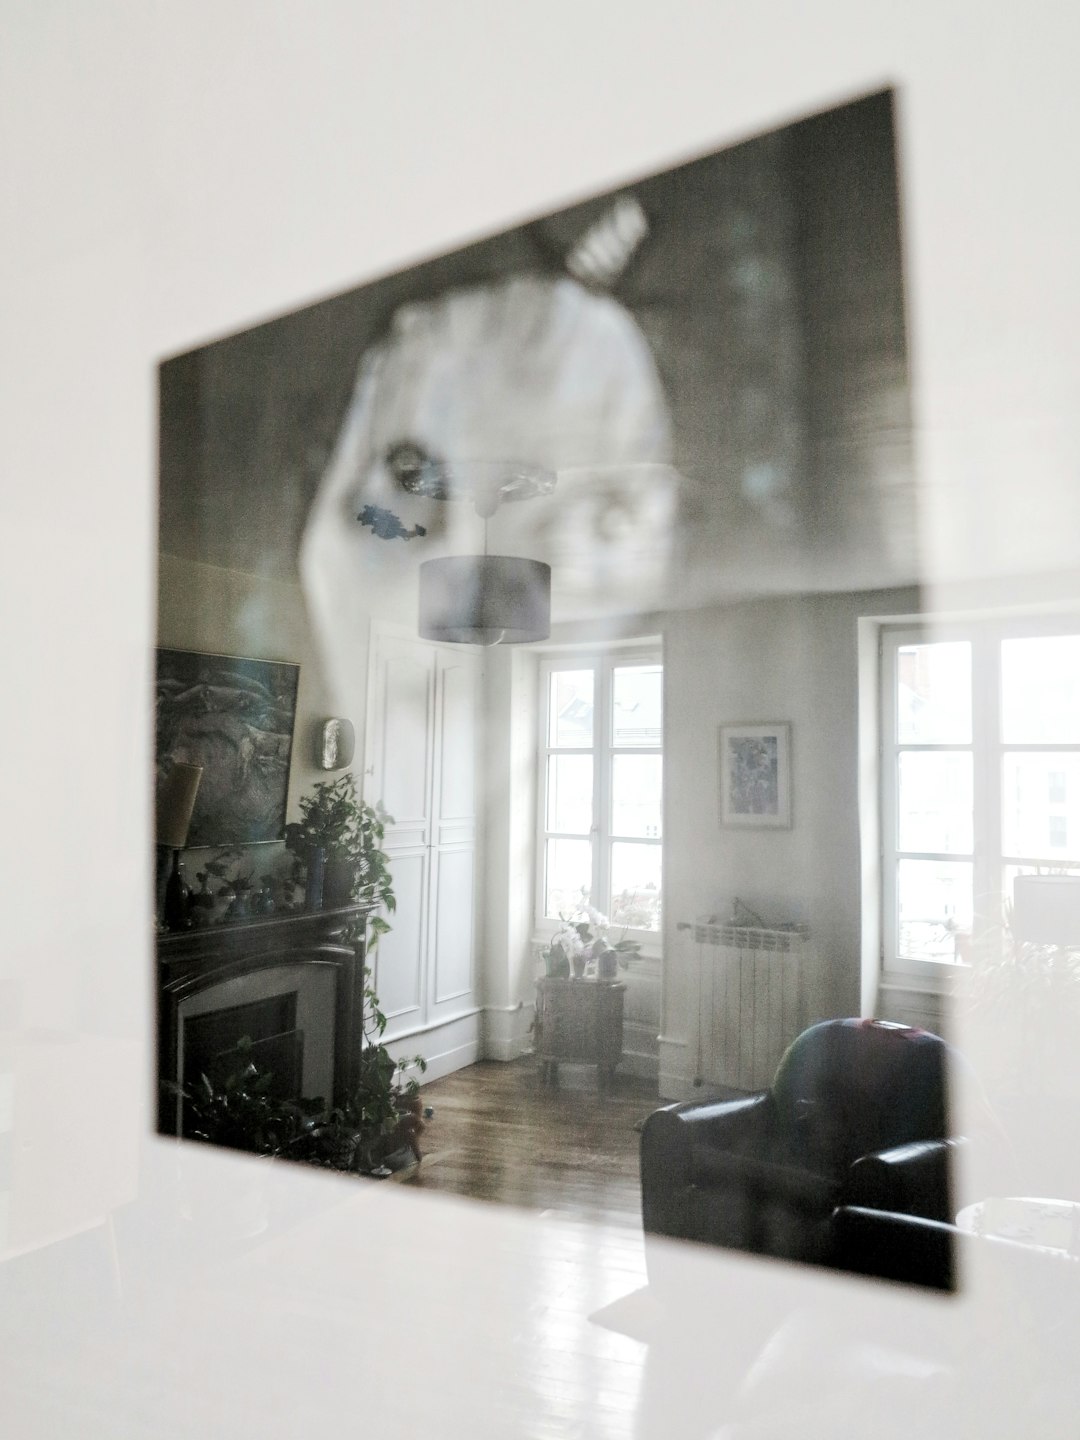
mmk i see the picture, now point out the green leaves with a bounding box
[166,1037,303,1156]
[165,1004,430,1176]
[285,771,397,935]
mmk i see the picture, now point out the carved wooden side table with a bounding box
[534,977,626,1092]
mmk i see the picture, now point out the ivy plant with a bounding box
[284,771,396,929]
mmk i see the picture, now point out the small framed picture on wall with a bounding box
[719,722,792,829]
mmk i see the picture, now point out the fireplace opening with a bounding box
[182,993,305,1135]
[163,945,342,1138]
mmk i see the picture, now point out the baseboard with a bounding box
[658,1034,693,1100]
[384,1010,481,1084]
[619,1050,660,1082]
[481,1000,535,1062]
[412,1038,480,1084]
[621,1018,660,1082]
[394,1003,659,1078]
[482,1034,531,1062]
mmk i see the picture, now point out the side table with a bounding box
[534,977,626,1092]
[956,1196,1080,1256]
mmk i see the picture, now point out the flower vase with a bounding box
[305,846,326,911]
[322,856,356,909]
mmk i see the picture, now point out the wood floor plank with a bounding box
[400,1057,659,1237]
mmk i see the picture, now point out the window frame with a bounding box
[880,613,1080,984]
[535,646,663,947]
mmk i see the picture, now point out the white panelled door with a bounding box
[365,626,480,1044]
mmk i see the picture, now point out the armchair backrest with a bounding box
[770,1019,949,1172]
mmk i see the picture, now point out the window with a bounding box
[538,651,662,939]
[881,621,1080,976]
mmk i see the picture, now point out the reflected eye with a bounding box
[385,441,450,498]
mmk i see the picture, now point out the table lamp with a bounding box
[1012,874,1080,948]
[156,762,203,929]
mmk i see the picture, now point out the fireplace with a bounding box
[157,904,370,1136]
[184,993,301,1094]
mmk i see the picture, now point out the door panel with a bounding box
[366,627,479,1047]
[373,847,427,1030]
[373,645,433,844]
[437,654,478,828]
[431,847,476,1007]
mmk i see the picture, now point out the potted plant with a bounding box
[292,970,428,1174]
[540,890,642,980]
[164,971,429,1178]
[163,1035,307,1156]
[202,846,258,921]
[285,771,396,916]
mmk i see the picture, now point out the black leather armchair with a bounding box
[641,1018,961,1274]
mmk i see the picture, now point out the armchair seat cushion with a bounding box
[690,1147,843,1212]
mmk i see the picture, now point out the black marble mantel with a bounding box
[157,904,373,1135]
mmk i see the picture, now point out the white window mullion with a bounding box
[972,625,1002,948]
[595,657,612,916]
[535,646,663,943]
[880,626,903,969]
[881,624,976,975]
[878,612,1080,988]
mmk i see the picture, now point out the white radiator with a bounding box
[694,919,810,1090]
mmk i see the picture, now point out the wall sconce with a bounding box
[316,718,356,771]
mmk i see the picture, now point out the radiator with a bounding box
[694,919,810,1090]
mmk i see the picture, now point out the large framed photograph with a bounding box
[155,648,300,846]
[719,723,792,829]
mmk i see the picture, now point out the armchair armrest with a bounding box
[844,1137,968,1223]
[640,1093,773,1238]
[831,1205,957,1290]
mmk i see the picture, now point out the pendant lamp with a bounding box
[392,454,554,646]
[419,554,550,644]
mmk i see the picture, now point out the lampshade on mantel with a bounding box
[156,762,204,850]
[1013,874,1080,947]
[419,555,551,645]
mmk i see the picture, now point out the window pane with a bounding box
[546,754,593,834]
[897,859,973,963]
[549,670,593,748]
[896,642,972,743]
[610,843,661,931]
[898,752,973,854]
[611,754,662,838]
[1002,753,1080,860]
[612,665,662,747]
[544,838,592,919]
[1002,635,1080,743]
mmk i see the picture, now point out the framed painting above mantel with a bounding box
[719,722,792,829]
[155,647,300,847]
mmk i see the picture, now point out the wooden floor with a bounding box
[0,1057,785,1440]
[390,1057,677,1438]
[397,1056,661,1230]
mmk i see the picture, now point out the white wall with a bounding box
[660,587,919,1094]
[478,646,540,1059]
[4,5,1080,1436]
